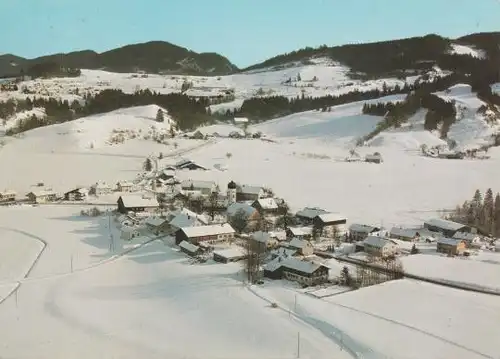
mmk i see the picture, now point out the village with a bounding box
[1,150,498,292]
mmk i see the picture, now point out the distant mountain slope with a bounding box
[243,32,500,80]
[0,41,238,77]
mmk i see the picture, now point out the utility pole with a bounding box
[70,254,73,273]
[294,294,297,312]
[296,332,300,358]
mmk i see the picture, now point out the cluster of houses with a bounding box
[348,217,489,257]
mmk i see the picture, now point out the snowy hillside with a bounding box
[448,43,486,59]
[0,60,422,116]
[364,84,500,152]
[251,95,406,145]
[5,105,175,151]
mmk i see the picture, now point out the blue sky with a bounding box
[1,0,499,67]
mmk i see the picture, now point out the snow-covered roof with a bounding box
[213,246,246,259]
[27,190,57,197]
[295,207,330,220]
[227,202,257,217]
[169,213,200,229]
[363,236,396,249]
[349,223,379,233]
[237,184,262,195]
[145,217,166,227]
[117,181,133,186]
[425,218,467,232]
[0,190,16,196]
[366,153,383,160]
[264,257,327,274]
[180,180,215,190]
[269,230,287,241]
[270,247,297,258]
[315,213,346,224]
[119,195,159,208]
[287,226,312,236]
[389,227,419,239]
[180,223,235,238]
[437,238,465,246]
[255,198,278,210]
[251,231,272,243]
[289,238,312,250]
[179,240,200,253]
[234,117,249,123]
[452,232,481,241]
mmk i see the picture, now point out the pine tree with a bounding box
[471,189,483,226]
[156,109,164,122]
[483,188,494,233]
[143,158,153,172]
[494,193,500,237]
[410,243,419,255]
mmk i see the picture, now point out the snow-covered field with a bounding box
[0,205,354,359]
[251,279,500,359]
[402,253,500,292]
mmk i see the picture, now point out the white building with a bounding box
[363,236,399,257]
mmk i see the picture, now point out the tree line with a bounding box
[448,188,500,237]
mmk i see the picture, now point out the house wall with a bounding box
[350,230,371,241]
[283,267,329,286]
[0,194,16,202]
[437,242,466,255]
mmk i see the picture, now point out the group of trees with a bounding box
[341,255,404,289]
[448,188,500,237]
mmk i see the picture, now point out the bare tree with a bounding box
[244,239,265,283]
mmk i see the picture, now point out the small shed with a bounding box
[365,153,383,164]
[213,247,247,263]
[349,223,380,241]
[120,226,140,241]
[436,238,466,256]
[179,241,202,257]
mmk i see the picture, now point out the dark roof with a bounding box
[227,180,237,189]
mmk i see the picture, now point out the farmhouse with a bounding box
[0,190,16,203]
[26,190,57,203]
[363,236,399,257]
[389,227,421,242]
[295,207,330,224]
[252,198,279,214]
[263,257,329,286]
[424,218,470,238]
[190,130,205,140]
[64,188,88,201]
[288,238,314,256]
[213,247,247,263]
[234,117,249,125]
[236,184,264,202]
[158,169,176,181]
[117,195,159,214]
[175,223,235,245]
[145,217,166,235]
[180,180,216,196]
[165,212,207,233]
[178,241,203,257]
[452,231,482,246]
[365,153,383,164]
[436,238,467,256]
[175,159,207,171]
[90,182,113,196]
[349,223,380,241]
[116,181,134,192]
[312,213,347,237]
[286,226,313,240]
